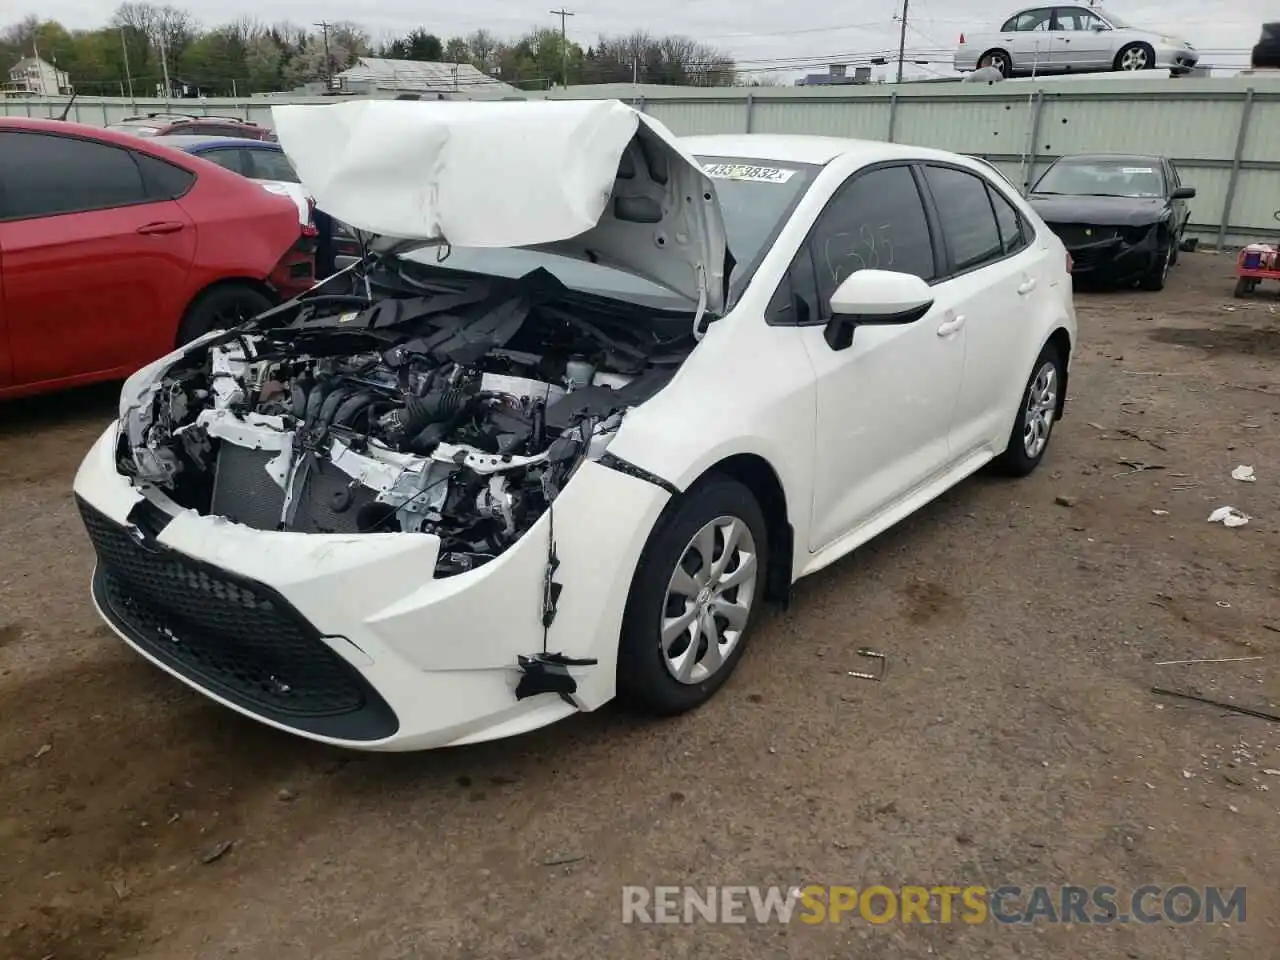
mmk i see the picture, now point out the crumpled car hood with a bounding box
[270,98,729,313]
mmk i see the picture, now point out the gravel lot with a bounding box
[2,251,1278,959]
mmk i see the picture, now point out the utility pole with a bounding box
[314,20,334,90]
[894,0,910,84]
[549,8,574,88]
[158,31,171,103]
[119,26,136,108]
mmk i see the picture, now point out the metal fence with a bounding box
[6,73,1280,247]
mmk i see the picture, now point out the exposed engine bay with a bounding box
[116,256,698,577]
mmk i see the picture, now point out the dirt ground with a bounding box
[2,251,1279,960]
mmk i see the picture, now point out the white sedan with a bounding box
[954,5,1198,77]
[74,99,1076,751]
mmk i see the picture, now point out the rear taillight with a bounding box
[301,196,318,238]
[959,32,966,44]
[1066,251,1074,272]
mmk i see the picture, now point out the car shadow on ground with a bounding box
[0,381,120,437]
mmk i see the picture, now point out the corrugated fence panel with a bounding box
[1227,169,1280,234]
[893,96,1032,153]
[751,99,890,139]
[639,99,742,135]
[1034,96,1241,161]
[1241,98,1280,165]
[1170,165,1232,233]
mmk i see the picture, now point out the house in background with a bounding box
[795,63,872,86]
[4,55,72,97]
[300,57,520,98]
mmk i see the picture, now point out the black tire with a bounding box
[1169,230,1180,265]
[1233,277,1255,299]
[979,49,1013,77]
[176,283,275,346]
[616,476,769,716]
[991,342,1065,478]
[1137,235,1172,291]
[1114,42,1155,71]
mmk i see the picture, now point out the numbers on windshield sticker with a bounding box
[701,163,797,184]
[822,223,895,285]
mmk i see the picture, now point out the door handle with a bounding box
[136,221,184,235]
[936,315,966,337]
[1017,277,1038,295]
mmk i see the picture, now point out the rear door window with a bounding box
[246,150,301,183]
[0,131,148,220]
[922,165,1005,274]
[196,146,250,176]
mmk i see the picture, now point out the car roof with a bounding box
[1053,153,1165,163]
[150,134,280,150]
[0,116,187,148]
[678,133,985,168]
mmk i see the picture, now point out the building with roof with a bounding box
[321,57,521,98]
[4,56,72,97]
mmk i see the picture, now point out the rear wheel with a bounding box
[979,49,1013,76]
[176,284,275,346]
[616,477,768,716]
[1233,277,1257,299]
[1115,42,1154,71]
[992,343,1064,478]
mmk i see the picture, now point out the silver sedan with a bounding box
[954,6,1199,77]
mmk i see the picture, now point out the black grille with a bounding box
[79,496,398,741]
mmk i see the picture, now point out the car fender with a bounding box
[600,314,817,554]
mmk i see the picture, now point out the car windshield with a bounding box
[1095,7,1129,27]
[390,154,818,311]
[1033,158,1164,198]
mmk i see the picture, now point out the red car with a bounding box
[0,118,313,400]
[106,113,276,141]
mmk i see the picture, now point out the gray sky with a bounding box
[26,0,1274,79]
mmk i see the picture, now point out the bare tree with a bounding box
[466,28,497,72]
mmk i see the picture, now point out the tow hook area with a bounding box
[515,653,599,703]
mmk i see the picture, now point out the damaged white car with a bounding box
[74,99,1076,751]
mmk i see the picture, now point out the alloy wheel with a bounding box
[660,516,759,685]
[982,53,1009,74]
[1119,46,1149,70]
[1022,362,1058,459]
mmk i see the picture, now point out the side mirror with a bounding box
[1172,186,1196,199]
[1090,22,1108,31]
[824,270,934,351]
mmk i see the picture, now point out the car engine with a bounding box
[116,259,696,577]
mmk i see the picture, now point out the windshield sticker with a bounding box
[1121,167,1155,174]
[702,162,797,184]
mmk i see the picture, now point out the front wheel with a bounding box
[616,477,768,716]
[1115,42,1154,71]
[1138,237,1173,291]
[992,344,1064,478]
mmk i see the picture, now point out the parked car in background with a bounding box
[0,118,314,400]
[1026,153,1195,290]
[73,98,1076,752]
[149,135,315,230]
[954,6,1199,77]
[106,113,275,141]
[1252,22,1280,69]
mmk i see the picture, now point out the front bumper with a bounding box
[1153,42,1198,71]
[73,424,671,751]
[1050,223,1162,284]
